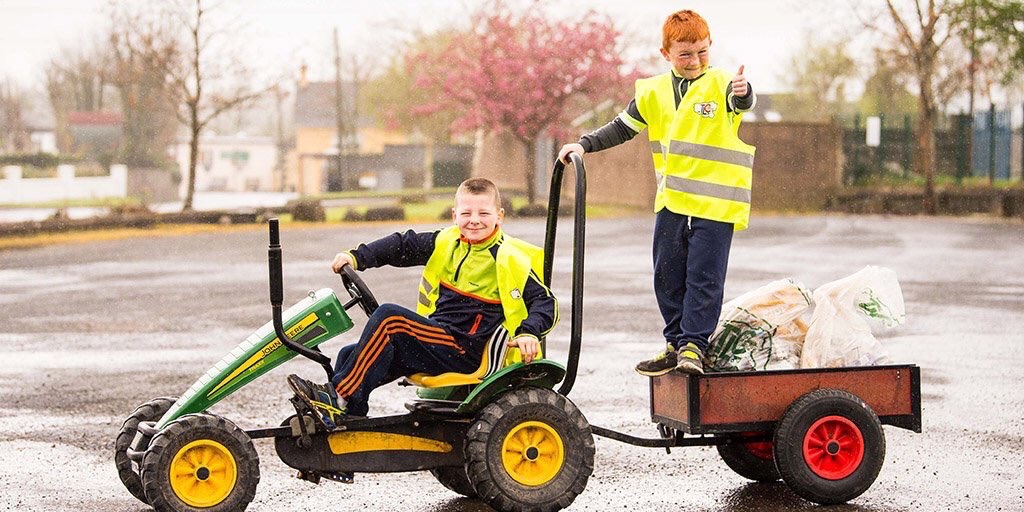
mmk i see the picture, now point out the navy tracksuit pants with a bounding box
[330,303,477,416]
[652,209,734,354]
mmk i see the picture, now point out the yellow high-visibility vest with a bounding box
[635,68,756,230]
[417,226,547,337]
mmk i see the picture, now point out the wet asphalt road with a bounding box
[1,214,1023,511]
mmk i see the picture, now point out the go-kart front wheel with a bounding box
[114,396,177,504]
[140,413,260,512]
[465,387,594,512]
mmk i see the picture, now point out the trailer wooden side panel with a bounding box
[650,364,921,435]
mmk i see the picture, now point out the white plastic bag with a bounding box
[800,266,906,368]
[707,278,813,371]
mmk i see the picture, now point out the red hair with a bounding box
[662,10,710,50]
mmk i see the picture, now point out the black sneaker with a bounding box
[635,344,679,376]
[287,374,345,429]
[676,342,705,375]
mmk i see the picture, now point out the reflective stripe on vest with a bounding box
[635,69,756,230]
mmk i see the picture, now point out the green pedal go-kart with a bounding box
[115,155,922,511]
[114,157,595,512]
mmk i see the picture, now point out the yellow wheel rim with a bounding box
[169,439,237,508]
[501,420,565,486]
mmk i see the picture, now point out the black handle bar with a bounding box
[544,153,586,397]
[268,218,335,380]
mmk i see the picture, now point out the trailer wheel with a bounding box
[773,388,885,505]
[114,396,177,504]
[466,387,594,512]
[430,466,478,498]
[717,433,780,482]
[141,413,260,512]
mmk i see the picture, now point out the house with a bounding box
[289,65,411,194]
[68,111,122,157]
[172,134,278,194]
[24,109,57,154]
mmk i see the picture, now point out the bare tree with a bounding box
[0,79,29,153]
[165,0,274,210]
[113,0,273,209]
[43,43,112,153]
[870,0,962,214]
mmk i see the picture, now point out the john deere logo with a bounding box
[510,288,522,299]
[693,101,718,118]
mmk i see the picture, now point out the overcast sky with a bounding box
[1,0,857,94]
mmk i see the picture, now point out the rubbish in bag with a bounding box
[800,265,906,368]
[706,278,812,371]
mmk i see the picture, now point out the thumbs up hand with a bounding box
[731,65,748,97]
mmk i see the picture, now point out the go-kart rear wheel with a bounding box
[717,433,780,482]
[140,413,260,512]
[773,388,885,505]
[114,396,177,504]
[466,387,594,512]
[430,465,478,498]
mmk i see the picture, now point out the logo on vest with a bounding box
[693,101,718,118]
[510,288,522,299]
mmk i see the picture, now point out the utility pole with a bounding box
[273,85,288,192]
[968,0,978,182]
[333,27,345,191]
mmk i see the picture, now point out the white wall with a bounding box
[0,165,127,204]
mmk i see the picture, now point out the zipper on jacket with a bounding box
[468,313,483,336]
[453,243,471,281]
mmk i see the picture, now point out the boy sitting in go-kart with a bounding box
[288,178,557,429]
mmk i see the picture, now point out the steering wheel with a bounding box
[339,264,379,317]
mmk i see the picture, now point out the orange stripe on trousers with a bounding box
[336,320,460,397]
[337,322,462,397]
[335,316,460,397]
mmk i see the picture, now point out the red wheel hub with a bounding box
[802,415,864,480]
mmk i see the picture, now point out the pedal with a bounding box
[321,471,355,484]
[295,470,321,484]
[296,470,354,485]
[290,395,311,416]
[288,401,315,446]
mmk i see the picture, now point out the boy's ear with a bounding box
[451,207,457,224]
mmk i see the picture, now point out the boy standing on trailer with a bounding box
[288,178,557,428]
[558,9,756,375]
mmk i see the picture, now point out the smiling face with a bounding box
[452,189,504,243]
[661,37,711,80]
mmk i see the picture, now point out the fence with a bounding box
[0,164,127,204]
[839,106,1023,184]
[973,105,1014,181]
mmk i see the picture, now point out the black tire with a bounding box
[114,396,177,504]
[140,413,260,512]
[430,465,478,498]
[773,388,885,505]
[717,434,780,482]
[465,387,594,512]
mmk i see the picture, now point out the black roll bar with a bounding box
[544,153,586,397]
[268,218,335,380]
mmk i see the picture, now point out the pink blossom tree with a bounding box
[410,3,631,203]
